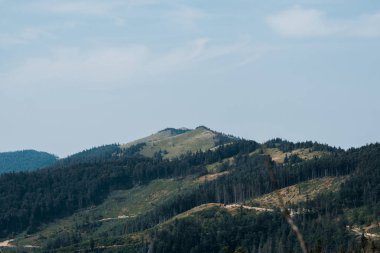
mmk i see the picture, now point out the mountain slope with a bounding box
[0,129,379,253]
[121,126,237,159]
[248,176,348,207]
[13,177,198,249]
[0,150,58,173]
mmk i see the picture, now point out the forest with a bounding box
[0,150,58,173]
[0,140,259,237]
[143,143,380,253]
[0,140,379,253]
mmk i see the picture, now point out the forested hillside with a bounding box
[144,143,380,253]
[0,140,258,238]
[0,130,379,253]
[0,150,58,173]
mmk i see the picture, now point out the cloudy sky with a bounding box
[1,0,379,157]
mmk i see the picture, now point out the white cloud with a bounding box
[1,38,262,91]
[267,6,380,37]
[351,12,380,37]
[28,1,207,29]
[0,28,48,45]
[167,5,206,30]
[36,1,120,16]
[29,0,149,26]
[32,0,179,16]
[2,46,149,90]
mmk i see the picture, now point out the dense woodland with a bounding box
[0,150,58,173]
[264,138,341,152]
[0,139,379,252]
[141,144,380,253]
[147,207,356,253]
[0,140,259,237]
[114,145,363,236]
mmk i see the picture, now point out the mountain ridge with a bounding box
[1,129,378,252]
[120,126,238,159]
[0,150,58,174]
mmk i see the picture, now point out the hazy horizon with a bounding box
[1,0,379,157]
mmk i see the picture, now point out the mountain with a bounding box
[0,150,58,174]
[0,128,379,253]
[121,126,237,159]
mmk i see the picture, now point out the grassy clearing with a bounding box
[14,164,232,248]
[206,156,234,173]
[264,148,329,163]
[167,203,222,220]
[121,129,181,150]
[156,202,271,228]
[14,178,197,247]
[121,127,234,159]
[248,176,348,208]
[92,178,195,218]
[194,171,230,184]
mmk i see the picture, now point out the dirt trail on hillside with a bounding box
[351,225,380,239]
[99,214,135,222]
[224,204,273,212]
[0,239,40,249]
[0,239,15,248]
[364,222,380,232]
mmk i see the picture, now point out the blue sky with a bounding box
[1,0,379,157]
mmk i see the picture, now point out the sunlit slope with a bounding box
[263,147,329,163]
[12,169,229,249]
[14,177,198,248]
[121,126,236,159]
[248,176,347,208]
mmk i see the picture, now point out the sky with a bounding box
[1,0,379,157]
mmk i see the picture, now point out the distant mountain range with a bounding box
[0,150,58,173]
[0,127,379,253]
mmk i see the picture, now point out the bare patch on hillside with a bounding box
[164,203,273,224]
[121,127,234,159]
[250,176,347,208]
[264,148,329,164]
[195,171,229,184]
[206,157,234,173]
[0,239,15,248]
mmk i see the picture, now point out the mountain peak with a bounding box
[122,126,235,159]
[195,125,212,131]
[158,127,191,135]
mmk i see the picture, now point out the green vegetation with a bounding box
[14,178,197,248]
[368,226,380,234]
[206,156,234,173]
[0,138,258,239]
[0,150,58,173]
[147,206,356,253]
[249,176,348,208]
[93,178,195,217]
[0,129,379,253]
[263,147,330,163]
[121,126,236,159]
[137,143,380,253]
